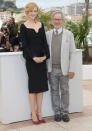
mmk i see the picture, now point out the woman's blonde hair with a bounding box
[25,2,39,15]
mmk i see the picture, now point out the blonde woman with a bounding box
[20,2,50,124]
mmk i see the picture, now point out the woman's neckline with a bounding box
[23,22,43,33]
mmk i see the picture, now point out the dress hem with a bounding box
[29,89,49,94]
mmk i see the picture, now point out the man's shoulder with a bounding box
[46,29,53,35]
[63,28,73,36]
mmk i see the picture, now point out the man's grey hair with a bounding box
[51,10,64,20]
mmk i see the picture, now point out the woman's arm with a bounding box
[20,24,33,60]
[41,24,50,60]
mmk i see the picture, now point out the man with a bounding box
[0,32,4,46]
[1,17,19,52]
[6,17,18,40]
[0,19,2,29]
[46,11,76,122]
[2,17,18,43]
[0,29,11,51]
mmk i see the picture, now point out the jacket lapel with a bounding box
[49,30,53,45]
[61,29,66,55]
[49,30,53,56]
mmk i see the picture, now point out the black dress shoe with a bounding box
[54,114,62,122]
[62,114,70,122]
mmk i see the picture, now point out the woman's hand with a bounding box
[33,57,42,63]
[40,56,46,62]
[33,56,46,63]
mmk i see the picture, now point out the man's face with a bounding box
[52,13,64,29]
[7,18,13,25]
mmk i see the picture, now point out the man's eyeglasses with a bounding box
[53,18,63,21]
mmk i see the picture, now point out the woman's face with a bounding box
[28,7,38,21]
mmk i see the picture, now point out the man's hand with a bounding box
[0,32,4,42]
[4,35,9,41]
[14,45,19,52]
[5,41,11,49]
[0,32,4,37]
[68,72,75,79]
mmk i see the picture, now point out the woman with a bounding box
[20,2,50,124]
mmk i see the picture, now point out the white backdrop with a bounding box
[0,50,83,124]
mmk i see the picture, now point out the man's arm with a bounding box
[68,32,76,79]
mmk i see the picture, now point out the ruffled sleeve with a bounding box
[20,24,34,60]
[41,23,50,59]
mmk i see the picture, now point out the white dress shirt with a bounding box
[53,27,63,35]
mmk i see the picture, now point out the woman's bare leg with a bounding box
[36,93,43,120]
[30,93,38,121]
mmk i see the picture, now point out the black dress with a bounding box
[20,23,50,93]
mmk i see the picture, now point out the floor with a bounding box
[0,80,92,131]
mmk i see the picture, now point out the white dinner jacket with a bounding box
[46,28,76,75]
